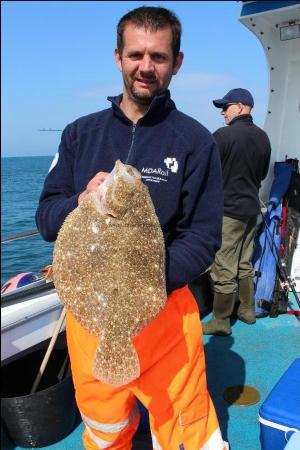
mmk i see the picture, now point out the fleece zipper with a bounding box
[126,123,137,164]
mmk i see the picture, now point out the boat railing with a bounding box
[1,229,41,244]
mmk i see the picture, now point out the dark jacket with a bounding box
[36,90,223,293]
[213,114,271,220]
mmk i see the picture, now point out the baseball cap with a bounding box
[213,88,254,108]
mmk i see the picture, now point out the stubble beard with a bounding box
[126,78,161,106]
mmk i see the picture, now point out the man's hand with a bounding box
[78,172,109,204]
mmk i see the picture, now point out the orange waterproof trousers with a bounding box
[66,286,227,450]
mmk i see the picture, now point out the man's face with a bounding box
[221,102,251,125]
[221,103,241,125]
[115,24,183,105]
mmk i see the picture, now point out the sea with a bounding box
[1,156,55,286]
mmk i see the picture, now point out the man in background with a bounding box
[203,88,271,336]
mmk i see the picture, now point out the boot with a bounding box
[237,277,256,324]
[202,292,235,336]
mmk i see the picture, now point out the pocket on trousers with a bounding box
[179,395,209,426]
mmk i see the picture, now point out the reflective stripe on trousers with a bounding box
[66,285,227,449]
[81,407,139,449]
[152,427,227,450]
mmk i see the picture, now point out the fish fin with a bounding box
[93,338,140,386]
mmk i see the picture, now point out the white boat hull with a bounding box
[1,288,64,364]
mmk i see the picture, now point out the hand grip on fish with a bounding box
[53,160,167,386]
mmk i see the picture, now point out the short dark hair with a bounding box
[117,6,182,61]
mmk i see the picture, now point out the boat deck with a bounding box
[204,306,299,449]
[2,292,299,450]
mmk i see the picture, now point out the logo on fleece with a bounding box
[141,158,178,184]
[164,157,178,173]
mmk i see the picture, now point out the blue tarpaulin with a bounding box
[252,162,294,315]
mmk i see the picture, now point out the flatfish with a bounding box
[53,160,167,386]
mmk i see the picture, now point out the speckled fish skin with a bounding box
[53,160,167,386]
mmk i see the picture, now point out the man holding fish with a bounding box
[36,6,227,450]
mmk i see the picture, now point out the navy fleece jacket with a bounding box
[36,90,223,293]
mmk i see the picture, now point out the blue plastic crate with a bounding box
[259,359,300,450]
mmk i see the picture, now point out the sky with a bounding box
[1,0,269,157]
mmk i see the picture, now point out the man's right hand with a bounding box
[78,172,109,204]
